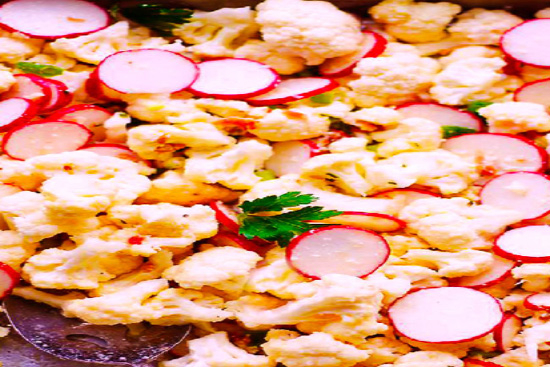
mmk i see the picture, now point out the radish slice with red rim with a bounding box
[464,359,504,367]
[319,31,387,77]
[85,69,122,102]
[265,140,321,177]
[0,98,37,132]
[209,231,267,255]
[97,49,198,94]
[311,212,406,232]
[49,104,113,140]
[396,102,483,130]
[494,225,550,262]
[450,255,516,288]
[3,121,92,160]
[514,78,550,109]
[39,78,72,113]
[494,313,522,352]
[388,287,503,344]
[525,293,550,310]
[481,172,550,220]
[3,74,52,108]
[78,143,142,163]
[372,188,441,205]
[286,225,390,279]
[0,262,19,299]
[442,133,548,174]
[189,58,280,99]
[246,77,339,106]
[0,0,109,39]
[210,201,240,233]
[501,20,550,68]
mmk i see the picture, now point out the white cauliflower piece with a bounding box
[173,7,258,58]
[366,150,478,195]
[512,264,550,292]
[489,348,542,367]
[103,111,131,143]
[381,264,445,289]
[251,107,331,141]
[349,53,440,107]
[536,8,550,18]
[0,70,15,94]
[522,321,550,361]
[399,197,522,251]
[235,40,305,74]
[51,70,91,103]
[142,288,232,325]
[344,107,403,128]
[256,0,362,65]
[161,332,272,367]
[369,0,461,43]
[439,46,503,67]
[390,351,463,367]
[363,272,412,304]
[228,274,386,344]
[401,249,493,277]
[357,336,412,366]
[448,9,523,45]
[183,140,272,190]
[384,235,430,257]
[262,331,370,367]
[0,230,38,271]
[0,30,43,62]
[371,117,442,157]
[127,123,234,160]
[63,279,168,325]
[430,57,507,105]
[478,102,550,134]
[163,247,261,295]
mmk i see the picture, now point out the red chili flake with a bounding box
[128,236,144,245]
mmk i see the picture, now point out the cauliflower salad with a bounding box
[1,0,550,366]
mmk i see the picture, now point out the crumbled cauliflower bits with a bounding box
[478,102,550,134]
[448,8,523,45]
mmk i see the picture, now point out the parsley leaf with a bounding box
[240,191,316,214]
[441,125,477,139]
[466,101,493,115]
[16,62,64,77]
[310,92,335,105]
[119,4,193,35]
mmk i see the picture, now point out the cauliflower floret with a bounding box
[489,348,543,367]
[328,137,371,153]
[400,249,493,277]
[439,46,503,67]
[51,70,92,103]
[27,49,77,69]
[163,247,261,295]
[234,40,305,74]
[536,8,550,18]
[183,140,272,190]
[448,9,523,45]
[0,70,15,94]
[363,271,412,304]
[256,0,362,65]
[0,30,43,63]
[522,321,550,361]
[103,111,131,143]
[262,331,370,367]
[228,274,386,344]
[371,117,442,158]
[344,107,403,128]
[349,53,440,107]
[512,264,550,292]
[251,107,331,141]
[366,150,478,195]
[369,0,461,43]
[142,288,232,325]
[384,235,430,257]
[399,197,521,251]
[173,7,258,58]
[245,247,310,299]
[63,279,168,325]
[0,230,38,271]
[161,332,272,367]
[22,237,141,289]
[430,57,507,105]
[478,102,550,134]
[356,336,411,366]
[127,123,234,161]
[388,351,463,367]
[381,264,445,289]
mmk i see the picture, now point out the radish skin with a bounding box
[0,98,37,132]
[0,262,19,299]
[50,104,113,140]
[209,201,240,233]
[514,78,550,110]
[78,143,142,163]
[524,293,550,311]
[501,19,550,68]
[396,102,483,130]
[209,231,267,255]
[494,225,550,263]
[451,255,516,289]
[464,359,504,367]
[312,212,406,232]
[493,313,522,352]
[246,77,339,106]
[3,74,52,108]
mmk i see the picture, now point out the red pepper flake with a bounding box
[128,236,144,245]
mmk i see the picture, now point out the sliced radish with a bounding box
[246,77,339,106]
[3,121,92,160]
[0,261,19,299]
[78,143,142,163]
[319,31,387,77]
[3,74,52,108]
[451,255,516,289]
[442,133,548,174]
[494,313,522,352]
[514,78,550,109]
[494,225,550,262]
[286,225,390,279]
[396,102,483,131]
[49,104,113,140]
[0,98,37,132]
[97,49,198,94]
[265,140,321,177]
[389,287,503,344]
[464,359,504,367]
[312,212,405,232]
[189,58,280,99]
[209,201,240,233]
[39,78,72,113]
[525,293,550,310]
[209,231,266,255]
[372,188,441,205]
[0,0,109,39]
[85,69,122,102]
[481,172,550,220]
[501,20,550,68]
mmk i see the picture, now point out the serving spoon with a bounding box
[1,296,191,367]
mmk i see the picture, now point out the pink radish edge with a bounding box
[0,261,20,299]
[4,73,53,108]
[396,102,484,131]
[450,255,516,289]
[524,293,550,311]
[38,78,72,113]
[493,313,522,352]
[312,211,406,232]
[209,231,268,255]
[514,77,550,108]
[78,143,143,163]
[464,359,504,367]
[500,19,550,69]
[209,201,240,233]
[245,77,340,106]
[0,98,38,132]
[493,225,550,263]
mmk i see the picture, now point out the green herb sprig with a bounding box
[16,62,64,77]
[118,4,193,35]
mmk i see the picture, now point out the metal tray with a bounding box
[1,0,549,365]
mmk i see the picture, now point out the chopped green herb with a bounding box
[310,92,335,105]
[466,100,493,115]
[329,117,355,136]
[366,143,380,152]
[267,105,285,110]
[441,125,477,139]
[16,62,64,77]
[255,169,277,181]
[238,192,341,246]
[119,4,193,35]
